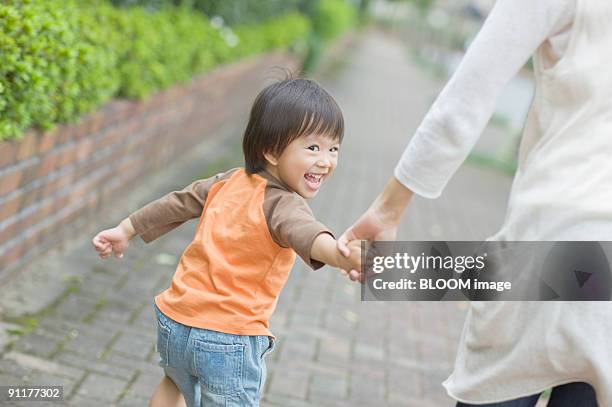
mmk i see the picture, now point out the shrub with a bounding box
[302,0,357,72]
[110,0,305,26]
[0,1,310,140]
[0,0,119,138]
[312,0,357,42]
[232,12,310,59]
[110,10,310,98]
[105,7,224,98]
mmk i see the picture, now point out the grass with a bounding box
[3,274,84,339]
[6,316,39,337]
[82,296,108,324]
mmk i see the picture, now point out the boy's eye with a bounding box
[330,146,339,153]
[307,145,320,152]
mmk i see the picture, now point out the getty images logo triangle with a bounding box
[574,269,592,288]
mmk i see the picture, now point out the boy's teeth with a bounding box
[306,173,321,181]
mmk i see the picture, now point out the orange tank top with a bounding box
[154,169,296,336]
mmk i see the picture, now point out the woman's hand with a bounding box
[337,207,399,282]
[338,177,413,282]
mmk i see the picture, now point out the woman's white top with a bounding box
[395,0,612,404]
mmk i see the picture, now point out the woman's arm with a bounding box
[337,178,413,281]
[338,0,575,281]
[338,177,413,252]
[395,0,575,198]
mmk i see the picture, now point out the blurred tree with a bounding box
[387,0,436,15]
[190,0,304,25]
[359,0,371,22]
[109,0,305,25]
[301,0,356,72]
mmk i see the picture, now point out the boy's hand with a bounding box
[91,218,134,259]
[311,234,362,276]
[337,239,362,276]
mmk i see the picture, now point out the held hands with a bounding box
[91,218,135,259]
[337,176,414,282]
[337,207,399,283]
[336,239,363,275]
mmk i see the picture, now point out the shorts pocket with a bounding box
[193,339,244,395]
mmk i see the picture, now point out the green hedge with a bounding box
[232,12,310,59]
[102,6,229,99]
[110,0,305,26]
[312,0,357,42]
[0,1,310,140]
[190,0,305,26]
[302,0,357,72]
[0,1,119,138]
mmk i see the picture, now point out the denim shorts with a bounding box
[154,304,276,407]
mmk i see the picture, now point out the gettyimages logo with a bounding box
[361,241,612,301]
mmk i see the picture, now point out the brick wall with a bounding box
[0,52,298,279]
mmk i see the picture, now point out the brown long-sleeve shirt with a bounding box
[129,168,331,268]
[129,168,332,336]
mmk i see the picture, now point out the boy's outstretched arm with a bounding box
[311,233,362,273]
[91,169,238,259]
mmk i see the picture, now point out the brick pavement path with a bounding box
[0,30,513,406]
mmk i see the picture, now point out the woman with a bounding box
[339,0,612,405]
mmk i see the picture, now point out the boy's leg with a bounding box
[154,304,199,406]
[150,375,187,407]
[164,366,199,407]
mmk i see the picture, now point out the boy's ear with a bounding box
[263,151,278,166]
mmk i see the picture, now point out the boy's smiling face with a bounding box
[264,132,339,199]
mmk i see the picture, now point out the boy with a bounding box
[92,77,361,406]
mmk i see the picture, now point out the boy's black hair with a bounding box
[242,75,344,174]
